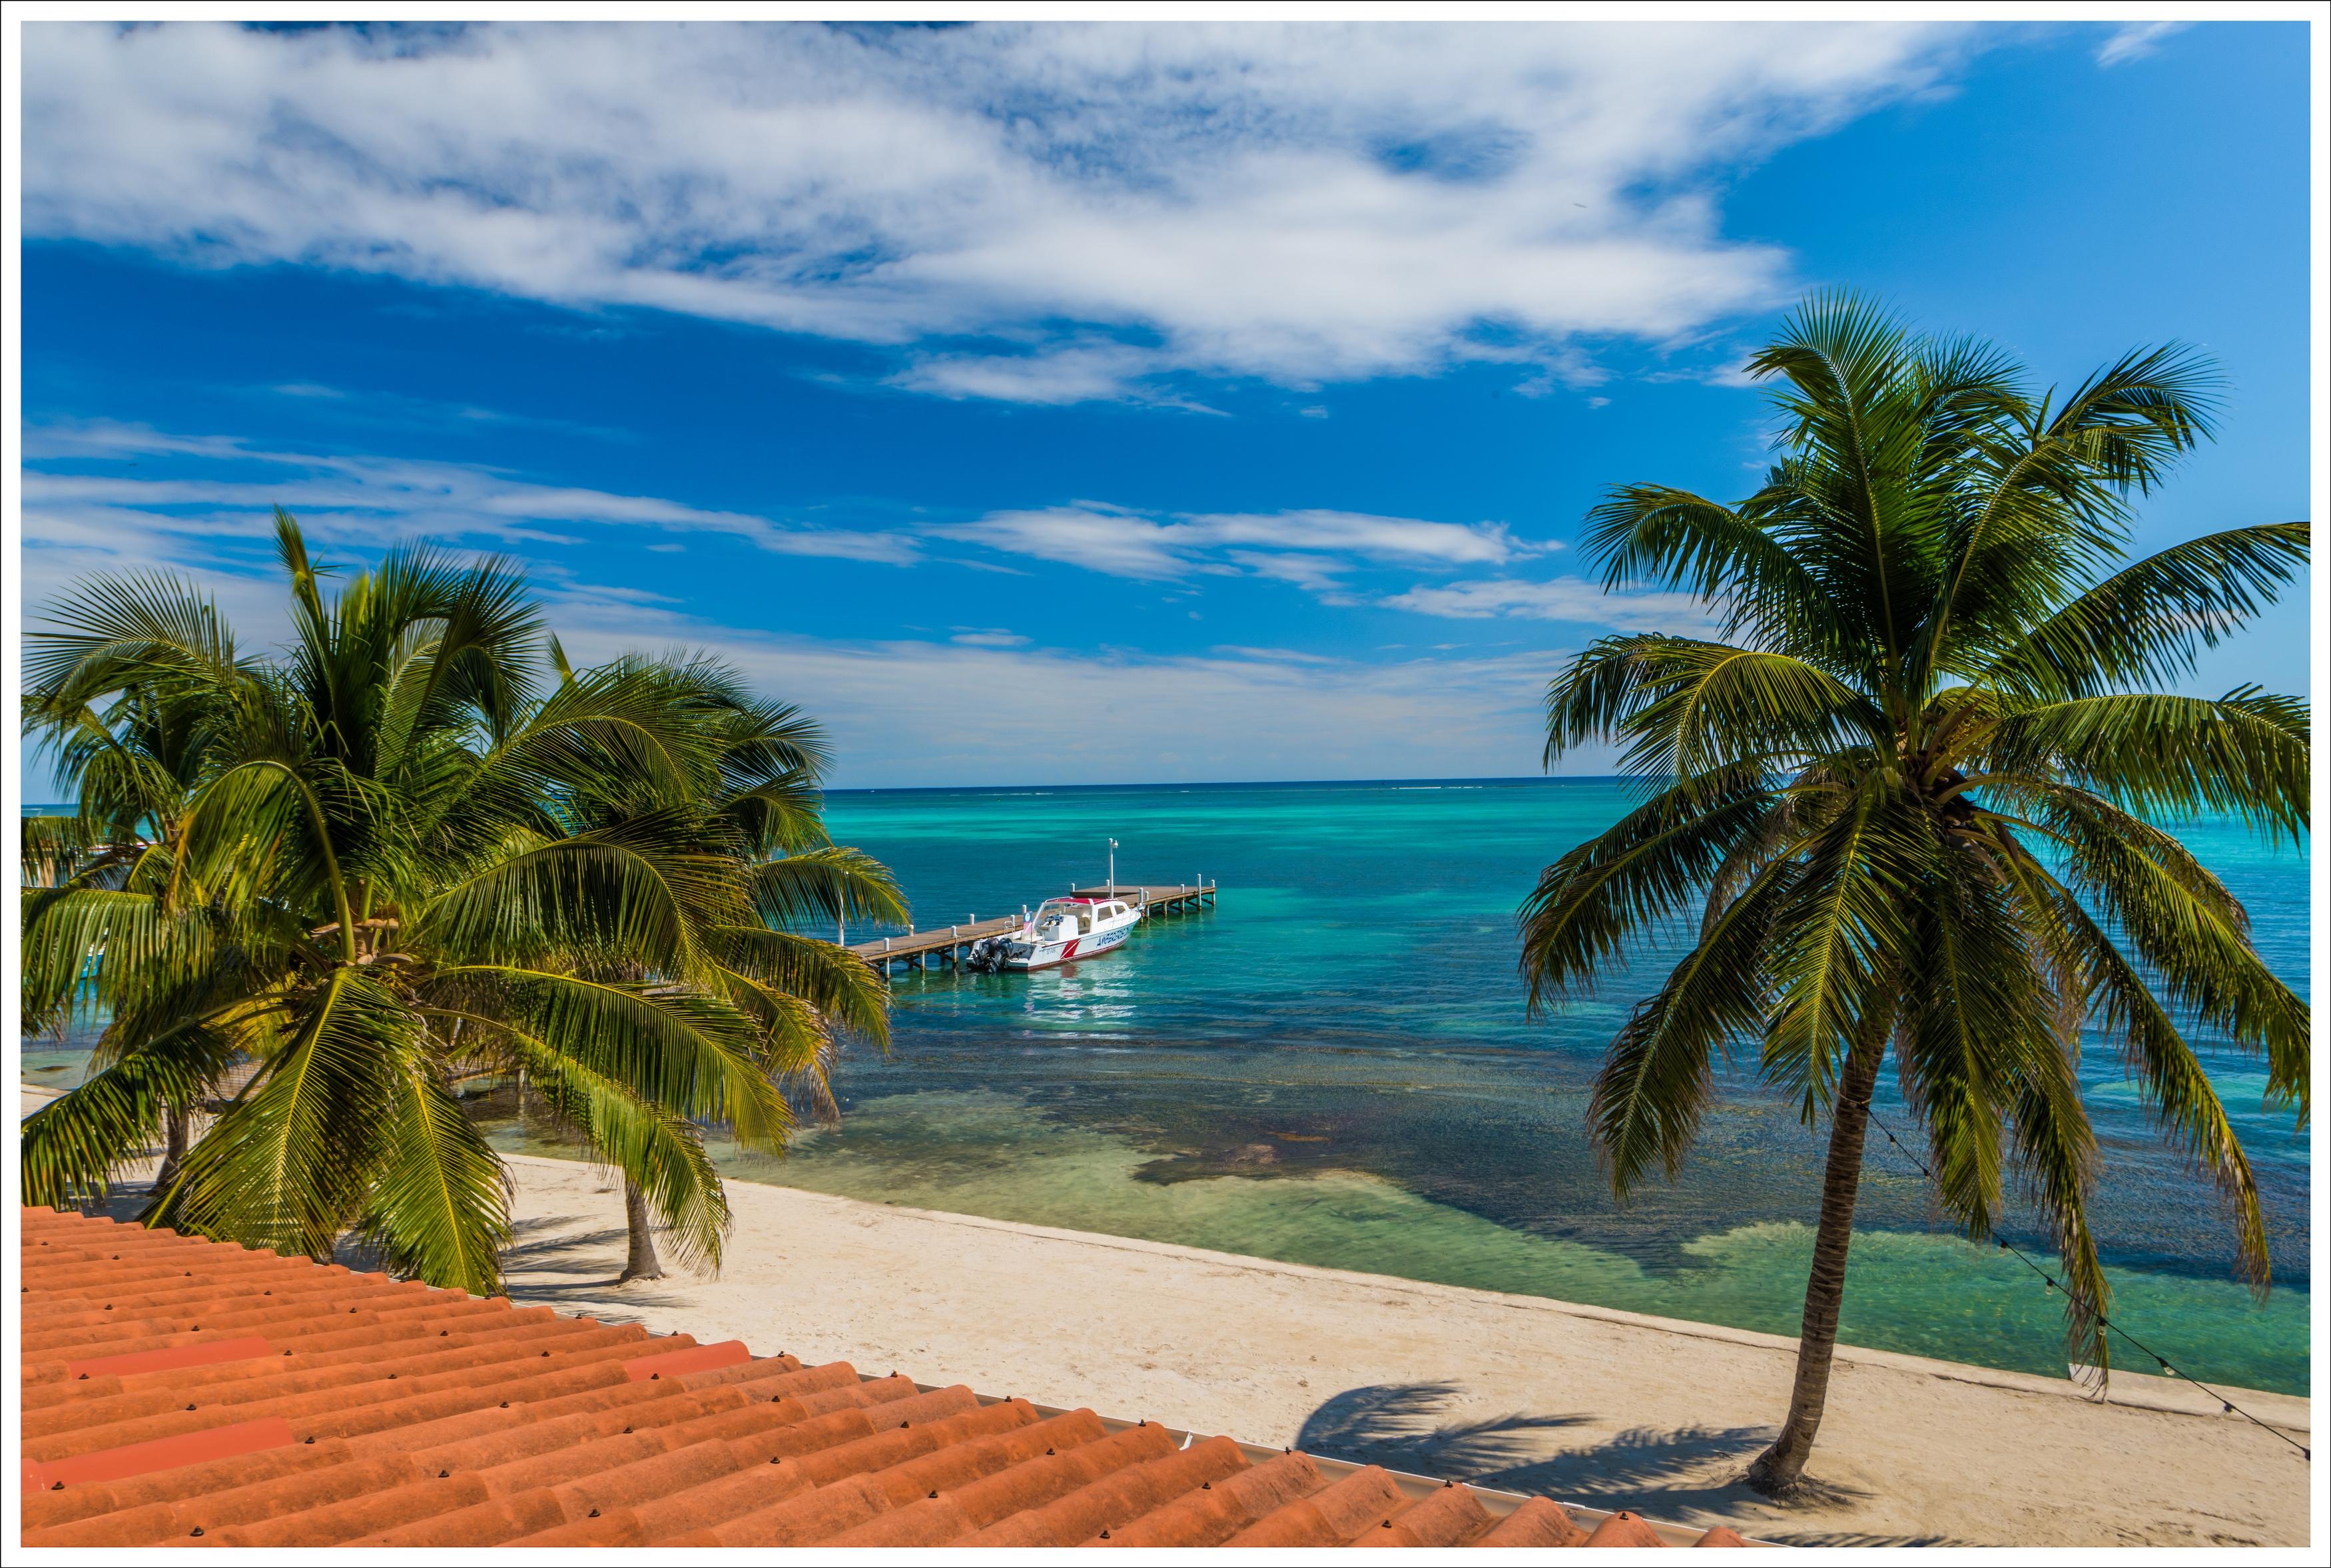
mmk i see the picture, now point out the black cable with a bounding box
[1863,1108,2308,1462]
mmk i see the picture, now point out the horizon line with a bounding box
[19,774,1632,812]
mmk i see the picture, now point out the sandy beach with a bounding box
[17,1083,2310,1548]
[488,1154,2310,1547]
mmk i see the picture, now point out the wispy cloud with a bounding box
[942,502,1542,588]
[21,20,1982,403]
[21,420,913,563]
[536,599,1590,786]
[250,380,638,443]
[2096,22,2188,68]
[1382,575,1712,629]
[15,481,1598,786]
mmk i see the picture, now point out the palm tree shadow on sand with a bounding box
[496,1213,696,1316]
[1295,1383,1953,1547]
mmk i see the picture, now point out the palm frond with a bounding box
[355,1053,513,1294]
[1588,857,1797,1196]
[745,846,910,929]
[429,964,793,1153]
[155,966,410,1262]
[1983,689,2308,845]
[454,1012,734,1270]
[2040,790,2308,1120]
[715,925,892,1050]
[19,1023,237,1206]
[418,821,744,977]
[1759,782,1917,1117]
[1993,834,2270,1284]
[1981,523,2307,701]
[1520,767,1775,1009]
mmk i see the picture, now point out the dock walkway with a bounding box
[851,880,1217,973]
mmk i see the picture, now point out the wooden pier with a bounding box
[850,880,1217,973]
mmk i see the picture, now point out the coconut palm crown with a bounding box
[21,511,905,1296]
[1518,294,2308,1493]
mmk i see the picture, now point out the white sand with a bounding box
[18,1085,2311,1546]
[496,1153,2309,1548]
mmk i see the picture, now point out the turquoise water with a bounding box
[554,779,2312,1392]
[27,783,2312,1392]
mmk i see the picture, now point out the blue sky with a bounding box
[17,19,2314,791]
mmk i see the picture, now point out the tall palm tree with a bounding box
[21,512,904,1295]
[1518,295,2308,1495]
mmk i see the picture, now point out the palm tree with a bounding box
[23,658,248,1184]
[21,511,905,1295]
[1518,294,2308,1495]
[534,645,901,1280]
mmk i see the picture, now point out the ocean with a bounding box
[25,780,2312,1393]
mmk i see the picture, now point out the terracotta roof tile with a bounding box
[975,1433,1249,1546]
[22,1414,296,1495]
[1586,1509,1674,1547]
[17,1206,1769,1549]
[1222,1461,1411,1545]
[1477,1493,1594,1546]
[1102,1447,1325,1545]
[63,1334,275,1382]
[621,1339,751,1382]
[1365,1479,1498,1546]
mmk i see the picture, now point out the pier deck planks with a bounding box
[848,884,1216,969]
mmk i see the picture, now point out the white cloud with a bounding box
[1383,575,1712,629]
[2096,23,2188,67]
[944,505,1197,579]
[538,597,1587,788]
[1194,509,1531,565]
[17,420,1640,792]
[21,19,1981,403]
[1212,645,1341,665]
[15,490,1599,790]
[25,421,1595,633]
[20,420,911,563]
[1223,551,1353,596]
[942,501,1540,587]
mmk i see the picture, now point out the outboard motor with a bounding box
[965,935,1008,973]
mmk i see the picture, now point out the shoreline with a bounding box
[502,1154,2308,1435]
[18,1083,2312,1544]
[488,1153,2308,1546]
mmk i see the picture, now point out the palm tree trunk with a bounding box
[153,1103,190,1192]
[1746,1037,1884,1496]
[617,1178,665,1283]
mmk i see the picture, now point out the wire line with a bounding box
[1863,1107,2308,1461]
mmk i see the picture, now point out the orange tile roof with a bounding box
[19,1207,1758,1549]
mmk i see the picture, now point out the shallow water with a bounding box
[27,782,2313,1393]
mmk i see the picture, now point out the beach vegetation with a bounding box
[19,511,904,1295]
[1518,292,2310,1495]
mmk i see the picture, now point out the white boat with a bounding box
[966,894,1143,971]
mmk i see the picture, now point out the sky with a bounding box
[15,18,2316,792]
